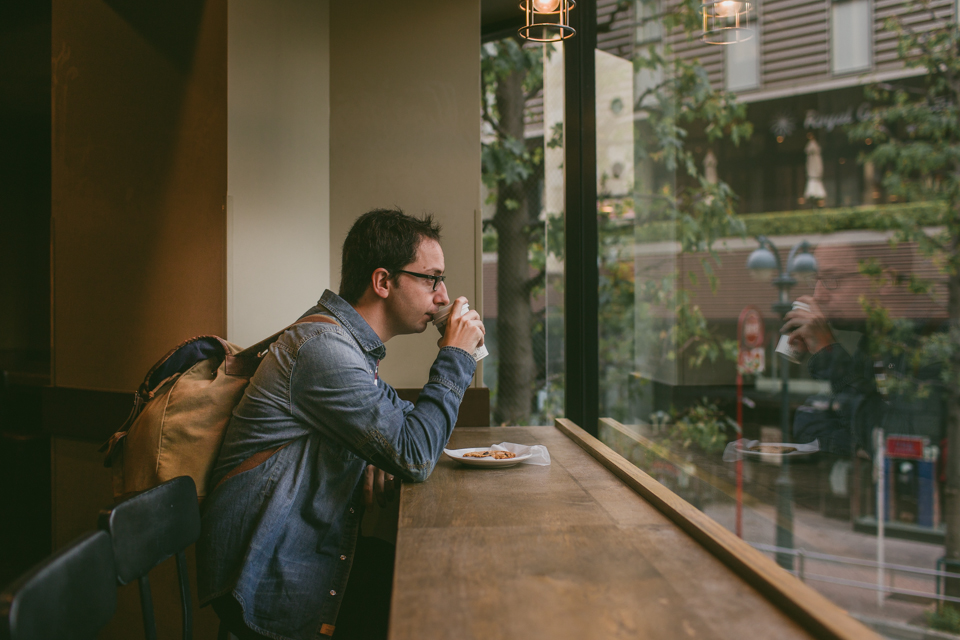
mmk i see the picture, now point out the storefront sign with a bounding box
[886,435,927,460]
[804,103,873,132]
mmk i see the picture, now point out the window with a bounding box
[831,0,871,74]
[725,35,760,92]
[480,38,565,426]
[588,0,957,633]
[635,0,661,45]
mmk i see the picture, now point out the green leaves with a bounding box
[664,398,733,455]
[841,0,960,404]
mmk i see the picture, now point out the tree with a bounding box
[481,38,548,425]
[847,0,960,596]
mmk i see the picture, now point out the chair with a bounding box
[98,476,201,640]
[0,530,117,640]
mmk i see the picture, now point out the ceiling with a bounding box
[481,0,525,38]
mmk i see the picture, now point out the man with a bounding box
[779,243,882,455]
[197,208,485,640]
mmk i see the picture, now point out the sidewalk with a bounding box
[704,500,948,632]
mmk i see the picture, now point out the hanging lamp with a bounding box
[701,0,753,44]
[518,0,576,42]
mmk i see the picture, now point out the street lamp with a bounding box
[746,235,818,570]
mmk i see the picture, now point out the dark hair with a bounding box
[338,208,442,304]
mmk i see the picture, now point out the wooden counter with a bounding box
[389,423,879,640]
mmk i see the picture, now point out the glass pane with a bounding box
[831,0,871,74]
[725,36,759,91]
[481,38,565,426]
[595,0,959,632]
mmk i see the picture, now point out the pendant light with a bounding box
[701,0,753,44]
[518,0,576,43]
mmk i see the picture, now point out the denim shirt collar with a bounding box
[314,290,387,360]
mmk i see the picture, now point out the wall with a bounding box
[329,0,482,388]
[227,0,331,347]
[52,0,228,392]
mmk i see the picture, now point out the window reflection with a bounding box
[593,0,958,631]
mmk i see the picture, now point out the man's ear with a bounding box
[370,268,392,300]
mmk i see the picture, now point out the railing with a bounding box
[752,542,960,605]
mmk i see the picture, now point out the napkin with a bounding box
[490,442,551,465]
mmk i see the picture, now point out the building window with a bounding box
[831,0,871,74]
[725,36,760,92]
[635,0,661,45]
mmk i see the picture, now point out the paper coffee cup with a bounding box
[776,301,811,364]
[433,300,488,362]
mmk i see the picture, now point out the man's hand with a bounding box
[438,297,485,353]
[780,295,836,355]
[363,464,397,508]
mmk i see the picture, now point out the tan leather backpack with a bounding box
[101,315,338,502]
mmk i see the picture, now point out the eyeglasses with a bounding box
[819,277,841,290]
[393,269,446,291]
[817,273,858,290]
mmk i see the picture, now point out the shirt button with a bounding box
[330,590,337,596]
[340,555,346,561]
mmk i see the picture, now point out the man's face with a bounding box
[385,238,450,335]
[812,245,860,326]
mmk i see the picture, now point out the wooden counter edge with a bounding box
[555,417,882,640]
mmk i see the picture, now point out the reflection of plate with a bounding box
[443,447,532,468]
[737,442,817,458]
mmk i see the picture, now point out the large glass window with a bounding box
[480,37,565,426]
[593,0,960,634]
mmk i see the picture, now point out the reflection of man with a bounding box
[198,209,485,640]
[780,245,881,455]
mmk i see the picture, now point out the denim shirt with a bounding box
[197,290,476,640]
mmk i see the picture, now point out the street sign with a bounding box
[742,308,765,348]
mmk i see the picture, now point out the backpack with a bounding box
[101,314,339,502]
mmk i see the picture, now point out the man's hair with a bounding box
[338,208,442,304]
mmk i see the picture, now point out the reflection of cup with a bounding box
[433,300,488,362]
[776,301,810,364]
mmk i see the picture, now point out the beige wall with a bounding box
[51,0,228,392]
[227,0,331,347]
[329,0,482,388]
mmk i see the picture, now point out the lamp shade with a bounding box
[746,246,777,271]
[701,0,753,44]
[788,251,819,283]
[518,0,576,42]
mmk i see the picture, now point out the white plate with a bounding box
[737,442,817,458]
[443,447,532,468]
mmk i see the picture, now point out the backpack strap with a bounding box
[213,314,342,491]
[224,314,341,376]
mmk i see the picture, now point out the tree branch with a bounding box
[482,98,510,140]
[524,269,546,295]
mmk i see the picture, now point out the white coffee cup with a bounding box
[433,300,488,362]
[776,301,811,364]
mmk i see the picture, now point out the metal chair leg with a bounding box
[137,575,158,640]
[175,550,193,640]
